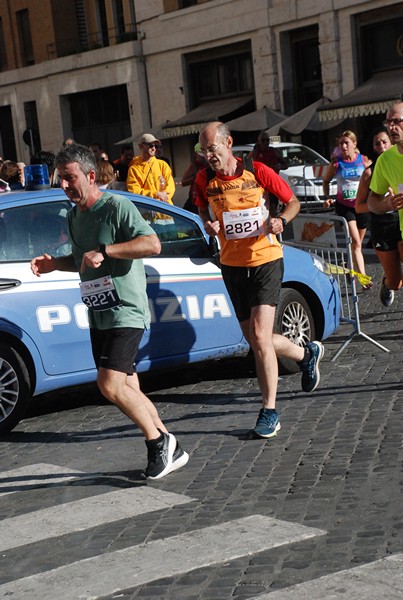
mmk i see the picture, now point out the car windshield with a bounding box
[134,201,211,259]
[279,145,327,166]
[0,201,72,262]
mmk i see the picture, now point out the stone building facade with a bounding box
[0,0,401,187]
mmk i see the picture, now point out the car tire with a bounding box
[0,343,31,435]
[275,288,315,375]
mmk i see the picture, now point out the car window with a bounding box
[135,201,211,259]
[279,145,327,166]
[0,201,72,262]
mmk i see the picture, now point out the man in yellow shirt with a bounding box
[126,133,175,204]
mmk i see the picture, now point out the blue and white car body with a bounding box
[0,189,340,433]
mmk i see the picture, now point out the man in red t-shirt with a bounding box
[195,121,324,439]
[251,131,289,173]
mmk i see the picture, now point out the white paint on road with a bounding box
[249,554,403,599]
[0,463,83,496]
[0,487,195,551]
[0,515,325,599]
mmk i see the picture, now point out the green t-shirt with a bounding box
[370,145,403,236]
[67,192,155,330]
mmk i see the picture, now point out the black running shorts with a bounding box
[335,201,370,230]
[90,327,144,374]
[221,258,284,323]
[370,213,401,251]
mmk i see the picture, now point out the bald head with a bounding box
[387,102,403,116]
[385,103,403,147]
[199,121,231,143]
[198,122,236,175]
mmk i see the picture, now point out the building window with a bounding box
[16,9,34,66]
[281,26,322,114]
[68,84,130,155]
[113,0,126,37]
[24,101,41,154]
[95,0,110,47]
[357,9,403,80]
[163,0,198,10]
[0,18,7,71]
[187,42,253,106]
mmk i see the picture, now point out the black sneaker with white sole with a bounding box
[170,442,189,473]
[144,430,176,480]
[379,277,394,307]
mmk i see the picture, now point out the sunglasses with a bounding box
[146,143,162,149]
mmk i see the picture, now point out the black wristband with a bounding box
[279,217,287,228]
[99,243,108,259]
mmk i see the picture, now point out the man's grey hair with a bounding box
[200,122,231,141]
[217,123,231,140]
[55,143,97,175]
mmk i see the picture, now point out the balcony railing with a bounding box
[47,24,139,61]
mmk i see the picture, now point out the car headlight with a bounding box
[311,253,332,275]
[288,176,306,186]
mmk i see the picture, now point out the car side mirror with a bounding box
[208,236,221,267]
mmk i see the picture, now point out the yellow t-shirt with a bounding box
[126,156,175,203]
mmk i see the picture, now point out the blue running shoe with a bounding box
[300,341,324,393]
[253,408,281,439]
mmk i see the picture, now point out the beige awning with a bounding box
[266,98,344,135]
[161,96,254,138]
[318,69,403,122]
[225,106,286,131]
[114,125,165,146]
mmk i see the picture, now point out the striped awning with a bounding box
[318,69,403,122]
[161,96,254,138]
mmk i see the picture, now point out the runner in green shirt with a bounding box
[31,143,188,480]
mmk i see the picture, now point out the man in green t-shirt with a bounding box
[368,102,403,301]
[31,144,188,480]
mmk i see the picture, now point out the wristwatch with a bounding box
[98,243,108,259]
[279,217,287,228]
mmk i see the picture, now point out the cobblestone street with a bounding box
[0,261,402,599]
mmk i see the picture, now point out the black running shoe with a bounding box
[170,442,189,473]
[379,277,394,307]
[144,430,176,480]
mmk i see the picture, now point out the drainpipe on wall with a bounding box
[138,31,152,128]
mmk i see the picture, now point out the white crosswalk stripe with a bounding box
[0,514,325,599]
[248,554,403,600]
[3,462,399,600]
[0,463,83,496]
[0,487,195,551]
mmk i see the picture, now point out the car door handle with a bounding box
[0,278,22,290]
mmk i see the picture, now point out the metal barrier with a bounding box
[282,212,390,360]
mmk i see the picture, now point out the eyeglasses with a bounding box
[382,117,403,127]
[197,142,225,157]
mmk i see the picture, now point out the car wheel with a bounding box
[275,288,315,375]
[0,343,31,435]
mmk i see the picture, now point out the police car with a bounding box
[0,189,340,434]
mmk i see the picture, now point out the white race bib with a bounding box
[222,207,264,239]
[79,275,122,311]
[341,181,359,200]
